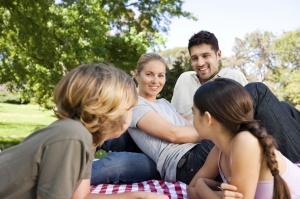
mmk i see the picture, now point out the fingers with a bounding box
[221,183,237,191]
[223,189,243,199]
[221,183,243,199]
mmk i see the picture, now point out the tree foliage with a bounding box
[225,30,276,82]
[227,29,300,109]
[0,0,196,107]
[159,50,192,101]
[265,29,300,108]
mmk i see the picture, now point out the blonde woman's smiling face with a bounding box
[135,60,166,102]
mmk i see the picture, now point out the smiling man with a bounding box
[171,30,248,123]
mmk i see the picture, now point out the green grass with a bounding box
[0,103,56,138]
[0,103,107,158]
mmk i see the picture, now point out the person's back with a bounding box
[0,119,93,199]
[254,154,300,199]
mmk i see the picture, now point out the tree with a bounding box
[272,29,300,70]
[226,30,276,82]
[159,47,188,68]
[159,50,192,101]
[0,0,196,107]
[265,29,300,109]
[226,29,300,109]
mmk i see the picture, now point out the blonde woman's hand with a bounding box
[221,183,243,199]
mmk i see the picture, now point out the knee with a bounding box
[245,82,268,95]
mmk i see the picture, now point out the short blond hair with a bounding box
[53,63,138,145]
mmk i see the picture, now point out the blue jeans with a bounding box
[176,140,220,184]
[94,132,217,185]
[91,152,161,185]
[92,131,159,185]
[100,130,141,153]
[245,82,300,162]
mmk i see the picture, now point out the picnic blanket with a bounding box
[90,163,300,198]
[90,180,188,199]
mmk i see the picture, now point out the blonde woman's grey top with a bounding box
[128,96,196,182]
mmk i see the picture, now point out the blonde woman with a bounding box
[0,63,168,199]
[127,53,214,184]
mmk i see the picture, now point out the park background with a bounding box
[0,0,299,150]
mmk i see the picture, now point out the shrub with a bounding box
[0,92,29,104]
[0,137,24,151]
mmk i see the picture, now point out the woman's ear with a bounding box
[204,111,212,126]
[132,70,139,85]
[133,70,137,78]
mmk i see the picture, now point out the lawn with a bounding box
[0,103,56,138]
[0,103,106,158]
[0,103,56,151]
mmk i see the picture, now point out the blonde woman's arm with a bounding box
[180,114,194,127]
[137,110,202,143]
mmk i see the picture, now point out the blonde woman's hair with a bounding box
[53,63,138,146]
[136,52,167,75]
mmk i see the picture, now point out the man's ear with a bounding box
[204,111,212,126]
[217,50,222,59]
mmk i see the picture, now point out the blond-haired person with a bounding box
[0,63,168,199]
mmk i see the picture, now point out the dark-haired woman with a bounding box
[188,78,300,199]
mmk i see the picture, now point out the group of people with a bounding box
[0,30,300,199]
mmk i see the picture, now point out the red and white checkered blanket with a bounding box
[90,163,300,198]
[90,180,188,199]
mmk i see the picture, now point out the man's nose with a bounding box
[198,57,205,66]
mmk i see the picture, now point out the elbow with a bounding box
[164,135,178,143]
[164,127,181,143]
[187,186,199,199]
[165,135,186,144]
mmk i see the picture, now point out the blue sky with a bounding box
[162,0,300,57]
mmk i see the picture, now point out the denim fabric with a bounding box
[91,152,161,185]
[176,140,219,184]
[100,130,141,153]
[245,82,300,162]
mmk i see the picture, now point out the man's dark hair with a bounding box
[188,30,219,53]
